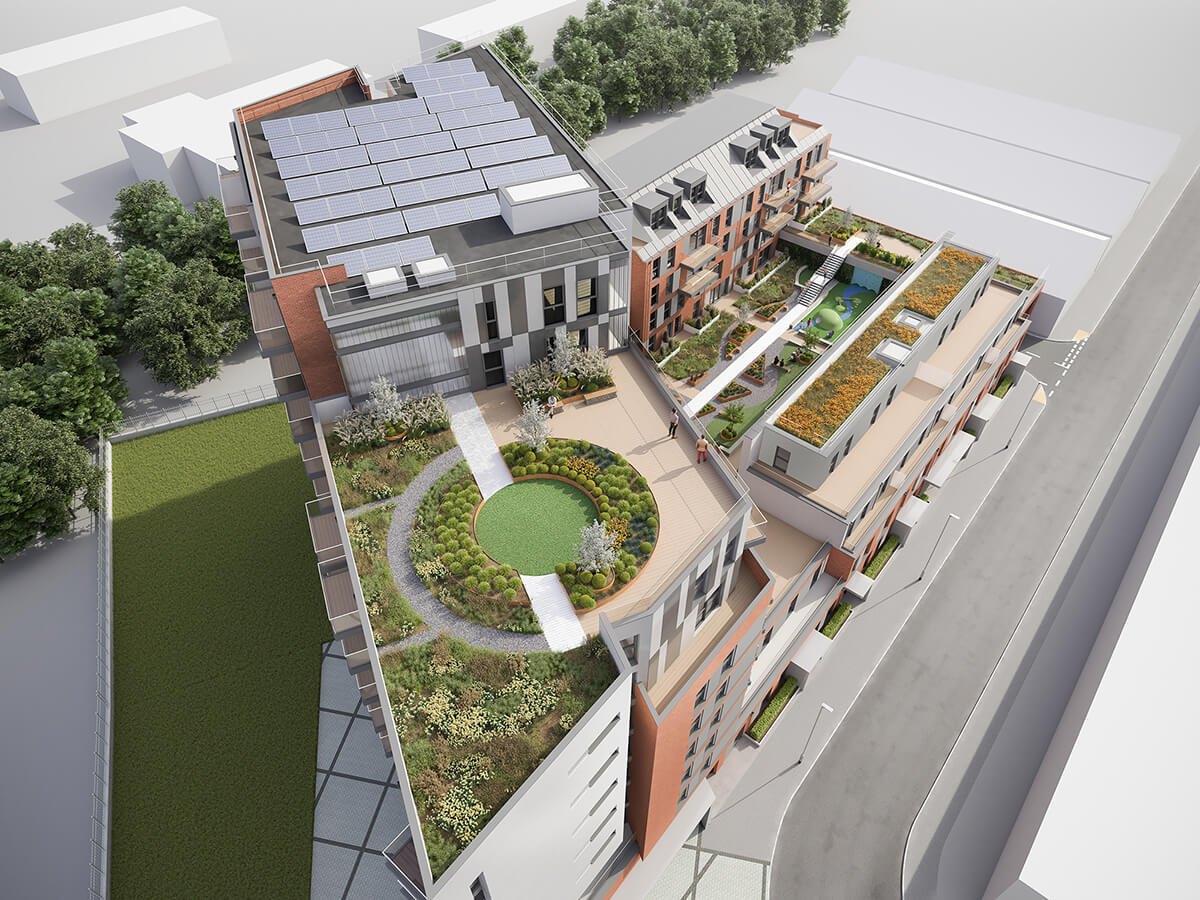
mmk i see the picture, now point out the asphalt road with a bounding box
[769,167,1200,900]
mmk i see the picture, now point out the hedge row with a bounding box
[863,534,899,579]
[820,602,852,639]
[748,676,799,742]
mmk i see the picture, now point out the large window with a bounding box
[543,284,565,325]
[483,300,499,341]
[689,229,704,251]
[667,247,676,268]
[577,277,597,317]
[651,256,661,279]
[650,206,668,229]
[690,181,706,203]
[772,447,791,471]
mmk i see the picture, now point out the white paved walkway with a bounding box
[447,392,587,651]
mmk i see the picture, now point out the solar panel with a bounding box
[465,135,553,169]
[390,170,487,207]
[336,219,374,246]
[268,127,358,158]
[481,155,573,190]
[368,210,408,239]
[285,165,382,201]
[353,114,441,145]
[423,86,504,114]
[411,72,490,97]
[259,108,350,139]
[402,192,499,233]
[401,59,476,83]
[365,131,456,164]
[451,117,535,149]
[436,101,519,131]
[377,150,470,185]
[292,186,395,225]
[276,145,370,179]
[344,98,429,126]
[327,236,436,276]
[302,224,339,253]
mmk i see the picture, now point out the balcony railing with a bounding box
[800,182,833,206]
[763,187,797,211]
[681,267,720,297]
[680,243,719,271]
[804,157,838,180]
[760,210,793,235]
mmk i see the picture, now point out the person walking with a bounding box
[668,409,679,438]
[696,435,708,463]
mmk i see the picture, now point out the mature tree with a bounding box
[0,406,101,560]
[552,15,592,68]
[0,239,56,291]
[110,179,176,251]
[625,23,676,111]
[549,326,578,378]
[558,37,602,87]
[700,20,739,85]
[820,0,850,35]
[600,59,641,118]
[493,26,539,82]
[516,400,552,452]
[541,77,607,139]
[0,285,117,365]
[784,0,821,44]
[705,0,767,72]
[123,259,249,388]
[758,0,797,68]
[0,337,126,438]
[110,180,240,278]
[185,198,242,278]
[46,223,118,291]
[109,246,175,313]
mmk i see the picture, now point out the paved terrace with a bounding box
[474,351,741,636]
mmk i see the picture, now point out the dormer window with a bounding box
[689,180,706,204]
[650,206,667,229]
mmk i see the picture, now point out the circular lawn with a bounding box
[474,479,596,575]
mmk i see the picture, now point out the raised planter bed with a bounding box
[863,534,899,579]
[992,374,1014,398]
[723,322,755,359]
[747,676,799,742]
[717,383,752,403]
[686,371,707,387]
[820,601,852,639]
[698,403,716,416]
[742,355,766,386]
[755,301,787,321]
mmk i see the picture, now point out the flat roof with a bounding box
[237,45,625,314]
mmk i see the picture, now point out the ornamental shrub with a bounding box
[639,541,653,555]
[500,565,514,577]
[503,588,517,602]
[575,595,596,609]
[555,563,567,576]
[646,516,658,529]
[591,572,606,589]
[492,576,507,592]
[463,576,479,591]
[747,677,799,742]
[618,571,631,584]
[562,573,575,588]
[513,466,526,477]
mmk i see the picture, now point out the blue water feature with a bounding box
[842,284,868,298]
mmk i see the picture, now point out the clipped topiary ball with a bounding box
[639,541,654,555]
[591,572,606,589]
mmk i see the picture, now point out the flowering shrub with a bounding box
[723,322,755,359]
[510,358,559,405]
[332,406,382,448]
[348,519,381,555]
[605,516,629,550]
[775,247,984,446]
[744,355,766,382]
[510,346,613,404]
[563,455,601,481]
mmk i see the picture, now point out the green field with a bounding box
[111,404,330,898]
[475,478,595,574]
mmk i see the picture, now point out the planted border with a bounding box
[992,374,1014,398]
[820,602,852,639]
[348,504,424,645]
[747,676,799,742]
[863,534,899,579]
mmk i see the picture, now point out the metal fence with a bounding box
[89,438,114,900]
[111,384,279,441]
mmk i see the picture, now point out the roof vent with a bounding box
[412,254,455,288]
[730,134,760,168]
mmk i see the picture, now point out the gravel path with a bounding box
[381,447,549,654]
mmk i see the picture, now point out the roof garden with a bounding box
[773,246,986,447]
[379,634,617,880]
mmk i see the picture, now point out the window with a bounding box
[543,284,565,325]
[650,284,659,307]
[741,218,751,239]
[937,327,947,347]
[722,233,730,252]
[722,649,735,672]
[787,595,798,615]
[703,754,713,772]
[828,453,839,474]
[650,308,658,329]
[744,193,754,215]
[695,566,711,599]
[690,713,702,734]
[483,300,499,341]
[650,206,667,229]
[705,733,716,750]
[680,786,689,803]
[577,278,597,317]
[682,764,693,782]
[887,385,896,407]
[763,626,774,647]
[687,738,698,758]
[482,350,505,387]
[689,229,704,251]
[690,181,706,204]
[470,876,491,900]
[772,447,791,471]
[715,680,728,701]
[711,707,722,725]
[793,161,802,179]
[667,247,676,268]
[711,216,720,236]
[695,685,708,707]
[870,404,880,425]
[845,434,855,452]
[951,310,961,330]
[725,206,734,228]
[651,257,661,279]
[724,535,738,564]
[758,184,766,203]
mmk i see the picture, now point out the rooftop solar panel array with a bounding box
[465,135,553,169]
[344,97,429,126]
[353,114,441,145]
[411,72,490,97]
[401,59,476,83]
[390,170,487,208]
[260,108,349,140]
[277,146,370,179]
[377,150,470,185]
[481,155,573,190]
[285,166,383,201]
[293,186,395,225]
[451,117,535,149]
[423,86,505,114]
[365,131,456,164]
[402,193,500,233]
[435,101,518,131]
[267,127,359,158]
[328,236,437,276]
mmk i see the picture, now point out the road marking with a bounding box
[1048,389,1055,398]
[1025,352,1041,359]
[1072,329,1092,341]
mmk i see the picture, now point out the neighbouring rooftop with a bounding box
[475,351,745,633]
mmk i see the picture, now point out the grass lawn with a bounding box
[708,351,814,446]
[799,282,879,342]
[661,312,734,380]
[111,404,331,898]
[330,429,457,509]
[475,479,596,575]
[348,504,424,644]
[382,634,616,879]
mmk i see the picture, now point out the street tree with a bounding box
[493,26,539,82]
[0,336,126,438]
[700,21,739,86]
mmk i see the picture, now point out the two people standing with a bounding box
[667,408,708,462]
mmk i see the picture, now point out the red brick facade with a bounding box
[271,268,349,400]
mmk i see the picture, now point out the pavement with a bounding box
[765,161,1200,900]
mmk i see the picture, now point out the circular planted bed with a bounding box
[474,480,596,575]
[499,439,659,611]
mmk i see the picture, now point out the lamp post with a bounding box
[798,702,834,766]
[1004,379,1045,452]
[918,513,960,583]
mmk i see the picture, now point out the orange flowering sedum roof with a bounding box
[775,247,985,447]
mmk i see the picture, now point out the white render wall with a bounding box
[431,668,634,899]
[0,7,230,124]
[417,0,588,64]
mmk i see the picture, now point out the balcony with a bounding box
[306,497,346,566]
[799,182,832,206]
[680,243,719,271]
[681,267,720,297]
[224,204,255,240]
[240,245,270,284]
[763,187,797,211]
[269,351,306,399]
[248,288,292,356]
[760,210,793,235]
[319,562,359,636]
[284,397,316,442]
[804,157,838,180]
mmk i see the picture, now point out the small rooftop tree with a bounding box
[839,206,855,230]
[866,222,880,247]
[575,520,617,574]
[549,325,578,379]
[516,399,552,452]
